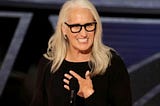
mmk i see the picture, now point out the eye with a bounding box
[86,23,94,27]
[70,24,81,33]
[85,23,95,30]
[71,25,81,29]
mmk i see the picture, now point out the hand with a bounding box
[63,70,94,98]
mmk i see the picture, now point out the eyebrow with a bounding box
[66,21,96,26]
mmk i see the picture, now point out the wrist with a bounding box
[84,89,94,98]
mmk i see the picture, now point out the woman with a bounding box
[30,0,132,106]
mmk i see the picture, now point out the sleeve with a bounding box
[29,56,50,106]
[108,52,132,106]
[84,92,98,106]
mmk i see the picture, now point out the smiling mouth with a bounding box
[77,38,88,43]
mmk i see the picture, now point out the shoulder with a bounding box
[38,55,52,67]
[108,49,130,79]
[37,55,52,75]
[110,49,125,66]
[108,49,129,74]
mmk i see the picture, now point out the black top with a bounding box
[30,51,132,106]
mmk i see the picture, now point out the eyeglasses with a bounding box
[64,22,97,33]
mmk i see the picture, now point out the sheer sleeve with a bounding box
[30,56,50,106]
[108,51,132,106]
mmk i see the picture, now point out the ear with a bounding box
[62,23,67,35]
[62,24,68,40]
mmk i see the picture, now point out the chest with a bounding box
[44,62,109,106]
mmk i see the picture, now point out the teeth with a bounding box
[77,38,88,43]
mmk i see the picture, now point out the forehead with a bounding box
[66,8,94,23]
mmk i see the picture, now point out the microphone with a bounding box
[69,77,79,106]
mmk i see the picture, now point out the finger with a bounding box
[64,84,70,91]
[64,73,72,80]
[63,78,69,85]
[85,70,90,79]
[69,70,81,79]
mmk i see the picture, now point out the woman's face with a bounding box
[63,8,96,53]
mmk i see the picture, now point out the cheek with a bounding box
[67,34,77,42]
[89,33,95,41]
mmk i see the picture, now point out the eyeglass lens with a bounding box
[65,22,96,33]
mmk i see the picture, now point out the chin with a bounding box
[79,47,92,53]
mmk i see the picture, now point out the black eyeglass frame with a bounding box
[64,21,97,33]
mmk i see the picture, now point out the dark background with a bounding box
[0,0,160,106]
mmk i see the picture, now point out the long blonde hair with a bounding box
[44,0,112,76]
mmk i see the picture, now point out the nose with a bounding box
[79,26,87,37]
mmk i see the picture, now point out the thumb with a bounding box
[85,70,90,79]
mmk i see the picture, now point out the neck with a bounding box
[65,49,91,62]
